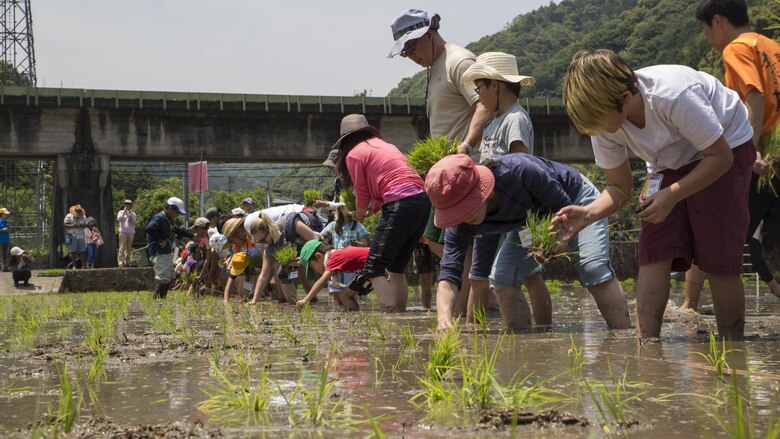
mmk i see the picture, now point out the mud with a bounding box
[1,281,780,438]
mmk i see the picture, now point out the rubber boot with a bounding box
[158,283,170,299]
[152,284,163,299]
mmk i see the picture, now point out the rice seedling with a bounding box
[397,324,417,350]
[472,305,489,334]
[405,136,458,175]
[695,324,733,377]
[524,211,572,265]
[298,302,315,325]
[276,324,301,345]
[303,189,323,206]
[568,335,586,377]
[51,362,81,436]
[426,325,461,381]
[500,369,571,409]
[303,363,343,426]
[621,277,636,291]
[339,187,357,211]
[367,316,388,341]
[582,361,646,437]
[458,336,502,409]
[198,363,274,414]
[273,245,298,267]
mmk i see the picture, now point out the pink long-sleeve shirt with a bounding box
[117,209,136,234]
[345,138,424,211]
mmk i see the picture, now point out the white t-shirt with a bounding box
[592,65,753,172]
[479,102,534,164]
[427,44,480,142]
[243,204,304,235]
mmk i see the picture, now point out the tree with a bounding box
[0,61,32,86]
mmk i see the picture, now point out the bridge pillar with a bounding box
[50,153,116,269]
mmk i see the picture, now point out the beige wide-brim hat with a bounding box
[331,114,381,150]
[221,218,245,249]
[462,52,535,87]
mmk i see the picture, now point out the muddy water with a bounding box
[1,282,779,438]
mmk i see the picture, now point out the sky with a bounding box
[33,0,554,97]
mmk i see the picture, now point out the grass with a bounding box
[405,136,458,175]
[473,305,489,334]
[303,189,322,206]
[568,335,586,377]
[582,361,645,437]
[524,211,572,265]
[38,268,65,277]
[52,362,80,436]
[397,323,417,350]
[695,325,733,377]
[273,245,298,268]
[426,325,461,381]
[545,279,562,295]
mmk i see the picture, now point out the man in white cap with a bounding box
[388,8,491,156]
[388,8,492,315]
[116,199,136,267]
[145,197,193,299]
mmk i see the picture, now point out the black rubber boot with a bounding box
[152,284,162,299]
[158,283,170,299]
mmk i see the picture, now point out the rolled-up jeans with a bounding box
[150,253,174,285]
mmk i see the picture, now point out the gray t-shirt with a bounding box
[478,102,534,164]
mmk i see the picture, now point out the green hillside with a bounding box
[388,0,779,99]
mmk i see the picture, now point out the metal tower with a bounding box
[1,0,35,86]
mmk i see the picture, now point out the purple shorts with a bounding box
[638,141,755,275]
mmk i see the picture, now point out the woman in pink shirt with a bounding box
[333,114,431,312]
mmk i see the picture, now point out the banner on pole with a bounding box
[188,161,208,193]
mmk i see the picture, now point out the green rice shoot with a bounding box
[406,136,458,175]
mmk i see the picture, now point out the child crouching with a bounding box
[297,240,371,311]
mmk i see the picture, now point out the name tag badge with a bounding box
[640,173,663,203]
[288,270,299,280]
[243,282,254,292]
[518,229,533,248]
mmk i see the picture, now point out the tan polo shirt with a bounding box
[427,44,480,142]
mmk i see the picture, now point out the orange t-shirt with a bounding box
[722,32,780,139]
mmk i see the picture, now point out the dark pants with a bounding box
[747,173,780,282]
[365,192,431,278]
[0,243,8,269]
[13,268,31,285]
[87,243,98,266]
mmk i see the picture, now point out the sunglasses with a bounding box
[474,81,489,94]
[400,39,418,58]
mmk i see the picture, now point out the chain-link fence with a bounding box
[0,160,53,256]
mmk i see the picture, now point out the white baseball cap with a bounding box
[166,197,187,215]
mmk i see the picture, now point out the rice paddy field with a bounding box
[1,278,780,438]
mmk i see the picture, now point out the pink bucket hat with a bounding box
[425,154,495,228]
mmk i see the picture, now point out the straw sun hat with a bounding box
[462,52,535,87]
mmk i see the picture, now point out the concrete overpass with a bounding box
[0,85,591,267]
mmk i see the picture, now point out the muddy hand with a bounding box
[636,188,677,224]
[550,205,588,248]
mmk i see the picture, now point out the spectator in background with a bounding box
[117,199,136,267]
[85,217,103,269]
[242,197,256,214]
[9,246,33,287]
[64,204,88,269]
[146,197,193,299]
[320,205,369,249]
[0,207,10,272]
[231,208,246,218]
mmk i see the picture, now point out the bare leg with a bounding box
[223,277,234,302]
[436,281,459,330]
[389,272,408,312]
[707,273,745,339]
[337,288,360,311]
[494,286,532,331]
[636,260,673,338]
[767,279,780,299]
[281,282,297,305]
[587,277,631,329]
[371,276,397,312]
[419,271,433,309]
[524,273,552,325]
[467,279,490,324]
[681,264,706,311]
[426,240,443,259]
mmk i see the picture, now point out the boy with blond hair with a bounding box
[558,49,755,339]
